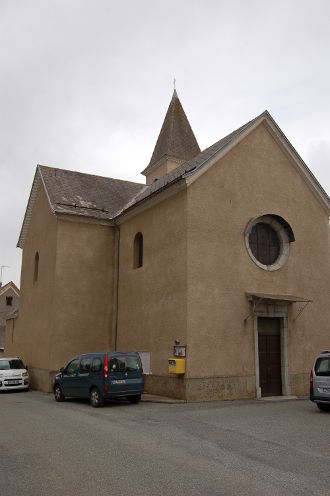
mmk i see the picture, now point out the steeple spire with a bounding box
[141,90,201,184]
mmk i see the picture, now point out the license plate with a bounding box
[112,380,126,384]
[321,388,330,393]
[6,380,20,385]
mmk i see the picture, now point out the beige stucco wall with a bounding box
[49,218,115,375]
[8,121,328,401]
[5,183,116,391]
[116,190,188,397]
[185,122,330,399]
[5,186,58,391]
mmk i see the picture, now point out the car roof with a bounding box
[0,356,22,360]
[73,351,140,359]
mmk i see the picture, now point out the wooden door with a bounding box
[258,318,282,396]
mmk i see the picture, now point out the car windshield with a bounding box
[315,357,330,376]
[0,359,25,370]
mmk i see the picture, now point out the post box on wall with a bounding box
[168,343,186,374]
[168,358,185,374]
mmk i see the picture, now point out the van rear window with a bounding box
[315,357,330,376]
[110,356,140,372]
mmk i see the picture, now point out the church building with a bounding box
[5,91,330,400]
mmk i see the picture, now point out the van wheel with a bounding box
[54,384,65,402]
[317,403,330,412]
[128,394,141,404]
[90,387,104,408]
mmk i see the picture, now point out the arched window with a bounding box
[34,252,39,282]
[133,233,143,269]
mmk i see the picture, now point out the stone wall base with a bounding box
[290,373,309,397]
[27,370,308,401]
[144,374,256,401]
[28,367,56,393]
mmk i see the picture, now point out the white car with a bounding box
[0,357,29,391]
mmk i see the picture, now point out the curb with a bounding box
[141,393,185,404]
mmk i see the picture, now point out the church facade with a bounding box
[5,91,330,400]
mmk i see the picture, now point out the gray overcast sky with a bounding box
[1,0,329,287]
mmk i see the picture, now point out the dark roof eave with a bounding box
[115,176,185,220]
[54,208,114,223]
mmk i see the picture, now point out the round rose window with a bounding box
[245,215,294,271]
[248,222,280,266]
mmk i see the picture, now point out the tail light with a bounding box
[138,353,143,374]
[104,353,109,379]
[310,369,313,387]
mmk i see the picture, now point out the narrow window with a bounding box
[34,252,39,283]
[133,232,143,269]
[6,296,13,306]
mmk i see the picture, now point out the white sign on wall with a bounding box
[138,351,150,374]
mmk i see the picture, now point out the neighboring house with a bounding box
[0,281,19,351]
[5,90,330,399]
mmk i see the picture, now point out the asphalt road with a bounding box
[0,391,329,496]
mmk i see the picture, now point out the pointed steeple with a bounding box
[142,90,201,184]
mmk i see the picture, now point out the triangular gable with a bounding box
[0,281,20,296]
[17,166,54,249]
[17,165,145,249]
[183,111,330,214]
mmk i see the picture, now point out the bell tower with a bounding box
[141,90,200,185]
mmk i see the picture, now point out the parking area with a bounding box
[0,391,329,496]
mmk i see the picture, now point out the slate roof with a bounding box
[125,110,330,211]
[129,116,257,207]
[39,166,144,220]
[142,90,201,175]
[18,109,330,248]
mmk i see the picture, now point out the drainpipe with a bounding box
[113,222,120,351]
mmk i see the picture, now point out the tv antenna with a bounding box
[0,265,10,285]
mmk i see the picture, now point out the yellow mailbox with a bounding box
[168,358,185,374]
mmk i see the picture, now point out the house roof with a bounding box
[18,110,330,248]
[4,307,19,320]
[123,110,330,214]
[39,166,144,218]
[141,90,201,176]
[0,281,20,296]
[130,117,255,206]
[17,166,144,248]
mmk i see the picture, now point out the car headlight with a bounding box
[22,371,29,378]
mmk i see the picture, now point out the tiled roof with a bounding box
[39,166,144,220]
[142,90,201,175]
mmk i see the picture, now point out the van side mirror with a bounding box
[60,367,64,373]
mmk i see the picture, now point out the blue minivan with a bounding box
[53,351,144,407]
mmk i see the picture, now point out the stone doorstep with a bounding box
[258,395,300,402]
